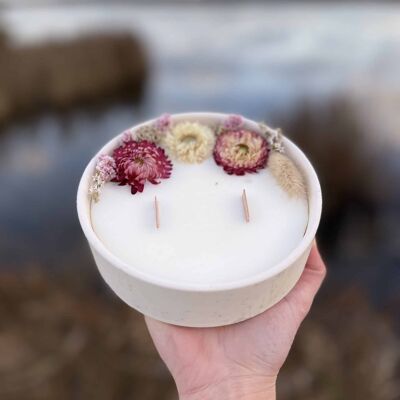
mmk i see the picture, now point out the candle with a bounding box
[89,114,308,287]
[78,112,322,327]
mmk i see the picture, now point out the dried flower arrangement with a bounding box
[89,113,306,201]
[258,123,307,198]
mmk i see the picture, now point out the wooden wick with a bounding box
[154,196,160,229]
[242,189,250,223]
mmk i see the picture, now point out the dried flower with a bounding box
[213,129,269,175]
[223,114,243,131]
[89,154,117,202]
[121,130,133,144]
[96,154,116,181]
[133,114,171,144]
[268,152,306,197]
[112,140,172,194]
[89,173,104,203]
[164,121,215,163]
[154,113,171,131]
[259,123,284,153]
[134,125,162,144]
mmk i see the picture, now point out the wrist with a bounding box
[179,375,276,400]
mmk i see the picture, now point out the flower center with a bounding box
[182,134,198,146]
[133,157,144,165]
[235,143,249,155]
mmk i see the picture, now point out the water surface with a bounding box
[0,4,399,303]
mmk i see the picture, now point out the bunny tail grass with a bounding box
[268,152,306,198]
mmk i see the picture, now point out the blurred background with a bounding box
[0,1,399,399]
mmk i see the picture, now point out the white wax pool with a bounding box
[91,159,308,286]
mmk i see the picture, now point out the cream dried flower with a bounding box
[89,172,104,203]
[164,121,215,163]
[135,125,162,144]
[134,114,171,144]
[268,152,306,198]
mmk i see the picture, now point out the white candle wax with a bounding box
[91,158,308,287]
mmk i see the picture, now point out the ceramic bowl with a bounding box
[77,112,322,327]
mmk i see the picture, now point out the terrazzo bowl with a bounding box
[77,112,322,327]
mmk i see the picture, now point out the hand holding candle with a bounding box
[146,243,327,400]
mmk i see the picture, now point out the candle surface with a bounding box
[91,159,308,286]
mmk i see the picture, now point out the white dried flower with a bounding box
[89,172,105,203]
[259,123,284,153]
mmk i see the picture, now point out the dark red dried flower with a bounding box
[112,140,172,194]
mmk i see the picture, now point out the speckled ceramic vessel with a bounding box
[77,113,322,327]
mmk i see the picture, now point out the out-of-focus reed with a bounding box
[0,30,147,126]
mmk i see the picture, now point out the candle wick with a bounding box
[242,189,250,223]
[154,196,160,229]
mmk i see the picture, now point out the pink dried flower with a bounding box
[213,129,269,175]
[89,154,116,202]
[96,154,116,181]
[154,113,171,131]
[121,130,133,144]
[112,140,172,194]
[223,114,243,131]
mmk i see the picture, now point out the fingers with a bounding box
[304,241,327,275]
[305,241,327,297]
[285,241,327,319]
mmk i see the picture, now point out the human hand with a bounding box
[145,242,326,400]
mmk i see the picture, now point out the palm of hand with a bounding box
[146,244,326,397]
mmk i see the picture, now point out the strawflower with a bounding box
[213,129,269,175]
[112,140,172,194]
[164,121,215,163]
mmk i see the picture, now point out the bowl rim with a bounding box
[77,112,322,292]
